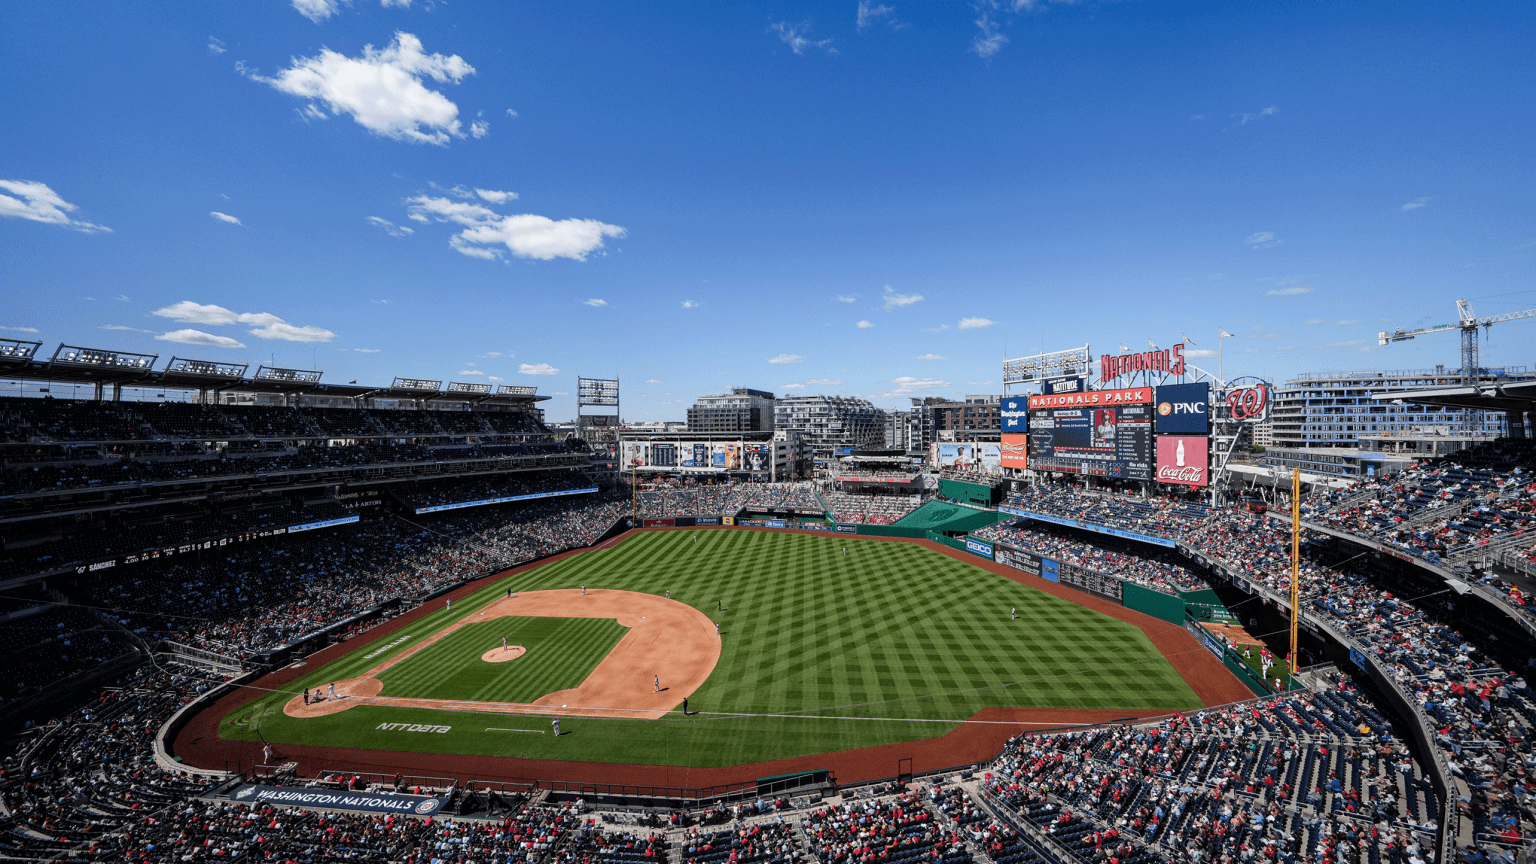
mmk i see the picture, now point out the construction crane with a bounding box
[1378,299,1536,386]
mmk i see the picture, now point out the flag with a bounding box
[1219,328,1234,338]
[1149,339,1157,350]
[1182,332,1196,345]
[1118,344,1129,353]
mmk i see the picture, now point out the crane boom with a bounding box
[1377,300,1536,345]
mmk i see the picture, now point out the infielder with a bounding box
[552,718,560,736]
[653,675,660,692]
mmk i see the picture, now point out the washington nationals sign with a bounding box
[1100,343,1185,383]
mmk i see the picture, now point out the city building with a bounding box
[773,395,885,455]
[1262,365,1530,477]
[686,387,776,433]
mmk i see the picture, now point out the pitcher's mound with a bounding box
[481,645,527,663]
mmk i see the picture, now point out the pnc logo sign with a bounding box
[1153,383,1210,435]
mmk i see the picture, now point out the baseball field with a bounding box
[220,529,1204,768]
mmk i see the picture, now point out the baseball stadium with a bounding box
[2,343,1533,864]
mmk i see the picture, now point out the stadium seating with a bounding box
[999,487,1211,540]
[970,520,1207,597]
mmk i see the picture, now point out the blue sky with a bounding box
[3,1,1534,421]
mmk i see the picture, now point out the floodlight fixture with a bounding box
[254,366,323,384]
[1003,345,1090,387]
[577,377,621,407]
[166,357,248,380]
[0,339,42,362]
[390,376,442,392]
[51,344,158,371]
[497,384,537,396]
[446,381,492,395]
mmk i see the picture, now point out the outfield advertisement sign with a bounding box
[999,506,1175,548]
[835,524,858,534]
[414,487,599,515]
[643,519,675,527]
[695,517,721,526]
[994,543,1124,601]
[765,519,787,528]
[964,538,994,559]
[228,784,446,816]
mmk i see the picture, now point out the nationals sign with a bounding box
[1156,435,1209,487]
[1100,344,1185,383]
[1219,382,1272,424]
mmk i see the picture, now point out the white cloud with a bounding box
[0,179,111,233]
[1336,319,1359,325]
[968,380,996,386]
[958,317,995,329]
[481,351,502,357]
[99,325,153,333]
[488,375,503,381]
[354,348,381,352]
[883,376,950,397]
[1208,273,1226,281]
[1242,347,1261,353]
[519,363,559,376]
[1402,197,1431,211]
[1245,231,1281,248]
[1265,286,1313,296]
[921,324,950,332]
[856,2,904,30]
[210,211,242,225]
[882,285,923,310]
[248,322,336,342]
[475,188,517,204]
[805,378,843,386]
[856,320,874,329]
[151,301,334,342]
[0,325,40,333]
[916,353,946,360]
[1319,340,1366,349]
[767,353,804,364]
[404,194,625,261]
[1306,317,1329,325]
[208,36,226,55]
[365,215,413,236]
[782,383,807,390]
[381,0,411,7]
[681,300,699,308]
[292,0,343,23]
[156,329,247,348]
[769,21,835,55]
[505,108,519,118]
[971,8,1007,59]
[1233,106,1278,125]
[470,120,489,138]
[114,294,130,302]
[1276,346,1294,351]
[243,32,474,145]
[1185,348,1217,358]
[457,369,484,376]
[835,295,856,303]
[583,298,607,307]
[645,379,663,384]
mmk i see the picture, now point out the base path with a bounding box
[281,589,721,721]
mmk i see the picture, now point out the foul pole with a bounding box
[1289,468,1301,676]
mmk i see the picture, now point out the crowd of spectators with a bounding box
[1000,487,1211,541]
[970,521,1208,596]
[983,685,1440,864]
[822,492,923,525]
[630,481,829,519]
[801,790,972,864]
[1302,439,1536,567]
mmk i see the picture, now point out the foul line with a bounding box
[485,727,546,733]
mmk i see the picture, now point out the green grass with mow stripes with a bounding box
[376,617,626,703]
[221,529,1202,768]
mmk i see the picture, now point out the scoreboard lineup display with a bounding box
[1026,386,1154,480]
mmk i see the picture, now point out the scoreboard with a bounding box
[1025,386,1153,480]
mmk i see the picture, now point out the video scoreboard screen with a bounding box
[1026,386,1153,480]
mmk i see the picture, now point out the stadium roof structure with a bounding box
[1372,380,1536,415]
[0,342,548,403]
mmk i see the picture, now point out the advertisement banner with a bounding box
[978,443,1001,471]
[1000,433,1029,469]
[835,524,858,534]
[1043,377,1086,394]
[1156,435,1210,487]
[622,442,648,469]
[765,519,787,528]
[287,515,361,533]
[1154,383,1210,435]
[721,516,735,526]
[1001,397,1028,433]
[651,442,677,467]
[695,517,721,526]
[414,487,599,515]
[228,784,446,816]
[937,443,975,470]
[643,519,675,527]
[711,443,740,469]
[1041,558,1061,583]
[964,538,995,559]
[744,444,773,473]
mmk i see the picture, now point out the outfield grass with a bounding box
[222,529,1202,767]
[377,617,627,703]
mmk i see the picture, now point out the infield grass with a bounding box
[223,529,1203,767]
[377,617,627,703]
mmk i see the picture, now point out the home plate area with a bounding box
[282,588,721,721]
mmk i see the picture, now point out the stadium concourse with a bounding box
[0,399,1530,863]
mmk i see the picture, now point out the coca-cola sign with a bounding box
[1155,435,1209,487]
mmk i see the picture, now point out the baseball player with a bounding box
[445,598,451,611]
[302,688,310,705]
[666,589,671,599]
[502,636,508,651]
[551,718,560,736]
[263,743,273,763]
[1010,606,1016,621]
[327,682,336,699]
[581,584,586,596]
[653,675,660,693]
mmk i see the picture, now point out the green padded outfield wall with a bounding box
[1121,582,1186,625]
[891,501,1007,535]
[937,478,1000,506]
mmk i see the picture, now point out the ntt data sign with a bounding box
[228,784,446,816]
